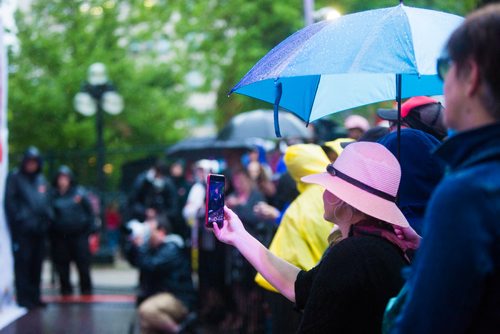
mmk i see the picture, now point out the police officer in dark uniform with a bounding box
[50,165,95,295]
[5,146,52,309]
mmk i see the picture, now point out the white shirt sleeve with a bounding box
[182,182,206,221]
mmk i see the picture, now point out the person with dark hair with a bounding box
[349,125,390,144]
[168,160,192,240]
[343,114,370,140]
[127,159,178,232]
[391,5,500,333]
[49,165,96,296]
[4,146,53,309]
[126,216,196,334]
[311,118,347,142]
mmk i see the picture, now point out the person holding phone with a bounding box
[212,142,413,333]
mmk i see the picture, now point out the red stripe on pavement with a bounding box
[43,294,136,303]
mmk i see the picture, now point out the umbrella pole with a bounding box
[396,73,402,205]
[274,81,283,137]
[396,74,402,161]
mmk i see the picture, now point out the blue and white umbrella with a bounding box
[230,4,463,136]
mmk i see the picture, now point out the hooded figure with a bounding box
[50,165,95,236]
[377,129,444,235]
[50,165,95,296]
[4,146,52,309]
[6,146,51,236]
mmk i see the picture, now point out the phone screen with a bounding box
[205,174,225,228]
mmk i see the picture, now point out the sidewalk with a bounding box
[1,258,140,334]
[41,257,138,296]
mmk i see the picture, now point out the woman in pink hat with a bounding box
[212,142,412,333]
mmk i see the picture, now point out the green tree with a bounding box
[173,0,304,128]
[8,0,202,187]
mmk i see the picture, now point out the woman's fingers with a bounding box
[213,222,220,233]
[394,228,404,239]
[394,227,406,238]
[224,205,234,217]
[393,226,421,249]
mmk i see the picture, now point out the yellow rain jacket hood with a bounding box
[324,138,354,156]
[284,144,331,193]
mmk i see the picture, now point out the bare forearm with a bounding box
[235,231,300,302]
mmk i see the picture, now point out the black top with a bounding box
[50,186,95,236]
[295,235,406,334]
[5,168,52,237]
[127,170,178,222]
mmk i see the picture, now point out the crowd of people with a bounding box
[4,4,499,334]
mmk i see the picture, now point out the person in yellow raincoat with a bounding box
[255,138,352,291]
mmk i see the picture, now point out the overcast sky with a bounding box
[0,0,18,45]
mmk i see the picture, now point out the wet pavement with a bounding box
[41,257,138,296]
[1,258,140,334]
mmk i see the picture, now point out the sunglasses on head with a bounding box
[437,49,452,82]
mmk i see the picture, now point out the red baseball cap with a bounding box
[401,96,439,118]
[377,96,440,120]
[376,96,447,140]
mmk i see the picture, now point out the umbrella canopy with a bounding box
[166,136,259,161]
[217,109,313,141]
[230,4,463,136]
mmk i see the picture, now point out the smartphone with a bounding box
[205,174,225,228]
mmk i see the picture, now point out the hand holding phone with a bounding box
[205,174,225,228]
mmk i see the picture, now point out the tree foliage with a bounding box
[8,0,202,186]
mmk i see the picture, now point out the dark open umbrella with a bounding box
[166,136,258,161]
[217,109,313,141]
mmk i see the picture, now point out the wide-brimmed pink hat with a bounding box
[301,142,409,227]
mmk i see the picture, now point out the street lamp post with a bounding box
[305,0,342,26]
[74,63,123,259]
[304,0,314,26]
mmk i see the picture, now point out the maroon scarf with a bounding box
[349,219,412,264]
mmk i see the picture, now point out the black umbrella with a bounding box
[217,109,313,141]
[166,137,258,161]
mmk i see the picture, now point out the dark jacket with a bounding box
[295,234,406,334]
[127,234,196,309]
[127,170,178,222]
[5,148,52,238]
[378,129,445,235]
[392,123,500,334]
[231,189,274,244]
[50,186,95,236]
